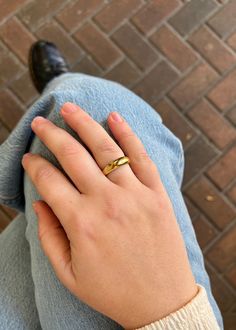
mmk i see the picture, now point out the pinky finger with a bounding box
[33,200,77,293]
[108,112,161,191]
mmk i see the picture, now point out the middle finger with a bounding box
[31,116,108,194]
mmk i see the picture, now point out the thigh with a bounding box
[0,73,223,329]
[0,213,41,330]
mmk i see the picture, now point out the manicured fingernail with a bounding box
[61,103,77,114]
[33,116,47,125]
[23,152,33,159]
[111,112,123,123]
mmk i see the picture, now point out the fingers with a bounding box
[60,103,137,187]
[108,112,161,190]
[34,200,77,293]
[22,152,81,237]
[31,116,107,194]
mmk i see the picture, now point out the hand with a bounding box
[22,102,197,329]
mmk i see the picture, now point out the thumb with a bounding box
[33,200,76,291]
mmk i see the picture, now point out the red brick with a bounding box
[169,0,217,36]
[56,0,103,32]
[94,0,142,32]
[206,225,236,272]
[10,71,38,105]
[225,264,236,289]
[131,0,180,34]
[155,99,197,147]
[226,107,236,125]
[0,122,9,145]
[72,56,102,76]
[208,1,236,38]
[0,17,35,65]
[170,63,218,109]
[36,20,82,66]
[227,31,236,51]
[207,146,236,190]
[192,214,217,249]
[0,207,11,233]
[185,176,235,229]
[188,99,236,150]
[150,25,197,72]
[133,61,178,103]
[19,0,65,31]
[208,68,236,111]
[0,46,23,88]
[188,26,236,74]
[0,0,28,21]
[103,59,140,87]
[0,89,24,130]
[206,263,236,312]
[227,184,236,205]
[74,23,121,69]
[183,137,217,185]
[112,24,158,70]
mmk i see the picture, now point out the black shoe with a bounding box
[29,40,69,93]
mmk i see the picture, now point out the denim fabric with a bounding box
[0,73,223,329]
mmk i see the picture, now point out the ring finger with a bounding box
[60,103,138,187]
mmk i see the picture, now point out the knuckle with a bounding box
[133,151,153,164]
[118,131,135,144]
[59,142,79,158]
[35,165,55,183]
[97,138,118,154]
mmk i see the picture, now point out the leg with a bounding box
[0,213,41,330]
[0,73,223,329]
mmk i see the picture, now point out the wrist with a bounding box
[122,281,198,330]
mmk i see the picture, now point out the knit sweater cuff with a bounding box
[136,284,220,330]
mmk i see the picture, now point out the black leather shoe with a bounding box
[29,40,69,93]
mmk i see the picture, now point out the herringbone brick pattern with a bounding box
[0,0,235,328]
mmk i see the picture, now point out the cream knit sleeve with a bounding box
[135,284,220,330]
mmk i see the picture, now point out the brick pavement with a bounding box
[0,0,235,328]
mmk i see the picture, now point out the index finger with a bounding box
[22,152,82,237]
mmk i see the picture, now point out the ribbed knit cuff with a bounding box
[136,284,220,330]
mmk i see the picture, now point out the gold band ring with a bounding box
[102,156,130,176]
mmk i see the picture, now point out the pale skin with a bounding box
[21,102,198,329]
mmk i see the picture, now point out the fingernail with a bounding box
[23,152,33,159]
[111,112,123,123]
[32,116,47,125]
[61,103,77,114]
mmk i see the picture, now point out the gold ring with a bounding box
[102,156,130,176]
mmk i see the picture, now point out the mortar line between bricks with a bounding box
[205,19,236,42]
[167,60,223,114]
[0,38,29,68]
[201,23,236,57]
[184,106,236,152]
[184,182,236,234]
[57,1,109,36]
[91,1,145,36]
[187,37,233,76]
[17,0,75,34]
[205,259,236,297]
[113,20,162,60]
[0,0,32,28]
[202,219,236,256]
[184,171,236,213]
[202,96,236,124]
[129,0,184,39]
[175,2,222,42]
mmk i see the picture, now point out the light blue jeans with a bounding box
[0,73,223,329]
